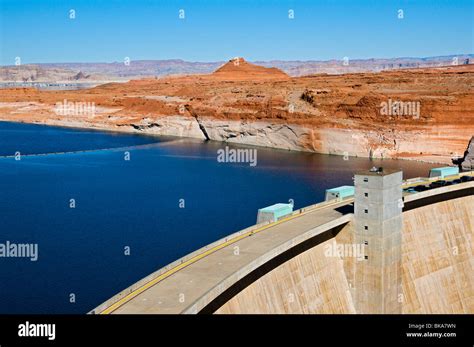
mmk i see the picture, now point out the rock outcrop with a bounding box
[461,136,474,170]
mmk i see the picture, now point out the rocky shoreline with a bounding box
[460,136,474,170]
[5,115,470,165]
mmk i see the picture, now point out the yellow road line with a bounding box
[100,199,346,314]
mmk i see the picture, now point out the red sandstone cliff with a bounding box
[0,60,473,163]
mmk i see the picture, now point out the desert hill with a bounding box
[211,58,289,80]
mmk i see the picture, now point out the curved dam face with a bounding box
[215,222,357,314]
[215,195,474,314]
[401,196,473,313]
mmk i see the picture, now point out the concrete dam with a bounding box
[93,169,474,314]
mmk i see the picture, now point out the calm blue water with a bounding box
[0,122,436,313]
[0,121,164,156]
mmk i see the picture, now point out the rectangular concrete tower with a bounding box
[354,168,403,313]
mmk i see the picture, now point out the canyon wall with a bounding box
[0,62,473,163]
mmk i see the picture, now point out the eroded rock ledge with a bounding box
[461,136,474,170]
[112,115,474,164]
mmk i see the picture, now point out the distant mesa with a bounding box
[70,71,90,80]
[212,57,289,80]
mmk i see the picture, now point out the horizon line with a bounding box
[2,53,473,67]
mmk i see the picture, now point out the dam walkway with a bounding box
[94,198,353,314]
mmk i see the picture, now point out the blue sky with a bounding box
[0,0,472,65]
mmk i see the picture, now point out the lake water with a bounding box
[0,121,436,313]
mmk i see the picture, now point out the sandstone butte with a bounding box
[0,57,473,164]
